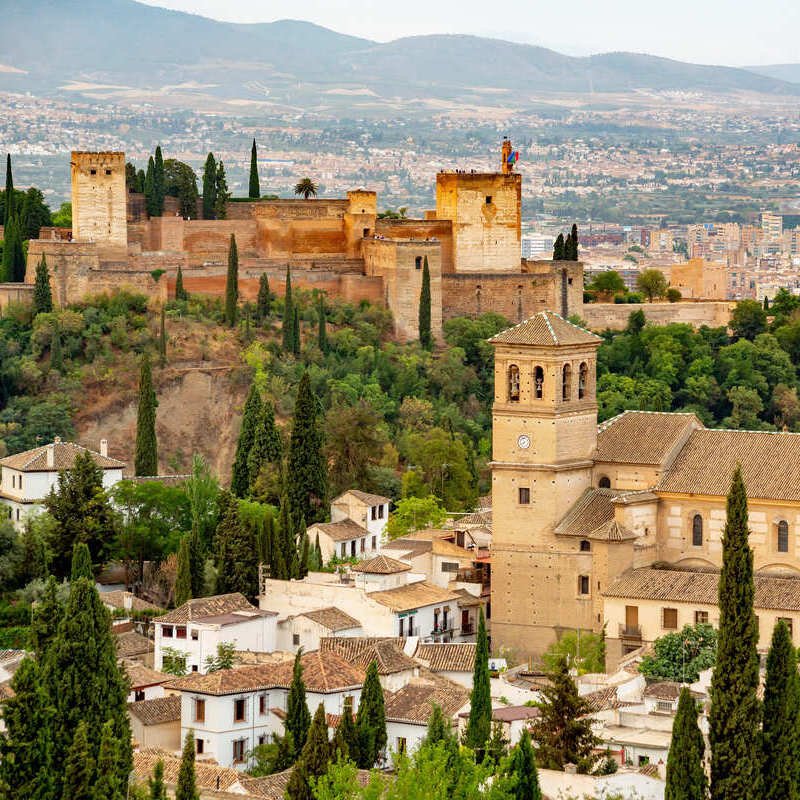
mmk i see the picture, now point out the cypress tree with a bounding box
[665,688,707,800]
[148,760,168,800]
[317,296,328,353]
[62,720,94,800]
[33,255,53,315]
[249,138,260,199]
[564,233,573,261]
[175,533,193,606]
[0,658,56,800]
[355,661,386,768]
[762,620,799,800]
[4,153,13,225]
[231,382,263,497]
[1,215,14,282]
[282,267,294,353]
[570,223,579,259]
[419,254,432,350]
[508,729,542,800]
[287,372,327,525]
[299,529,310,578]
[224,233,239,327]
[189,529,204,599]
[214,496,259,600]
[158,306,167,367]
[276,492,295,580]
[764,296,770,311]
[1,215,24,283]
[29,575,63,661]
[175,265,188,301]
[93,718,124,800]
[214,161,229,220]
[292,306,301,357]
[332,695,359,764]
[135,352,158,476]
[286,703,331,800]
[709,466,762,800]
[553,232,565,260]
[424,703,456,748]
[202,153,217,220]
[286,650,311,758]
[70,541,93,582]
[175,729,199,800]
[464,607,491,754]
[256,272,271,322]
[247,400,282,493]
[153,145,165,216]
[144,156,156,217]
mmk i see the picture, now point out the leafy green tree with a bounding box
[464,608,491,755]
[283,267,295,353]
[709,466,762,800]
[176,729,199,800]
[288,372,328,525]
[163,158,198,218]
[543,629,606,675]
[731,299,768,341]
[293,306,301,357]
[33,256,53,316]
[256,273,271,322]
[50,318,63,372]
[588,271,625,297]
[214,492,258,599]
[249,731,295,777]
[355,661,386,768]
[204,641,238,673]
[148,760,168,800]
[286,650,311,758]
[135,352,158,476]
[286,703,331,800]
[317,296,328,353]
[294,178,318,199]
[419,255,432,350]
[62,720,94,800]
[70,541,93,581]
[158,306,167,367]
[94,718,124,800]
[231,382,263,497]
[214,161,230,220]
[665,688,706,800]
[552,232,565,260]
[530,656,598,773]
[175,265,188,301]
[175,533,192,606]
[507,729,542,800]
[0,657,55,800]
[636,269,668,301]
[249,138,260,199]
[486,721,510,766]
[224,234,239,327]
[386,495,446,539]
[201,153,217,219]
[762,619,800,800]
[639,624,717,682]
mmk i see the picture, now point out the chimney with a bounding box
[100,439,108,458]
[46,443,55,470]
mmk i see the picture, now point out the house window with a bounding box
[662,608,678,629]
[518,487,530,505]
[378,505,385,519]
[580,540,591,552]
[105,169,112,175]
[194,698,205,723]
[371,536,377,549]
[234,698,246,723]
[692,514,703,547]
[176,626,187,639]
[598,476,611,489]
[360,538,365,553]
[293,634,300,646]
[341,543,348,558]
[656,700,673,713]
[196,738,204,755]
[579,362,588,399]
[233,739,247,764]
[259,694,269,715]
[363,228,370,238]
[371,506,378,520]
[258,734,268,746]
[778,618,794,636]
[778,520,789,553]
[15,509,19,521]
[578,575,590,595]
[398,617,404,637]
[534,366,544,399]
[397,737,407,754]
[90,169,97,175]
[415,256,422,270]
[508,365,520,402]
[191,629,199,641]
[162,625,173,638]
[441,561,459,573]
[485,196,492,205]
[192,665,198,672]
[433,608,440,631]
[562,364,572,401]
[695,610,709,624]
[134,689,145,702]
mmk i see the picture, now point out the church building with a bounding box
[489,310,800,667]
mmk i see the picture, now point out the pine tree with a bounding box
[135,352,158,476]
[224,234,239,327]
[282,266,294,353]
[570,223,579,259]
[464,607,491,755]
[214,495,259,599]
[158,306,167,367]
[288,372,327,525]
[231,382,263,497]
[355,661,386,768]
[29,575,63,661]
[70,541,93,582]
[0,658,55,800]
[553,232,565,260]
[247,400,282,493]
[202,153,217,220]
[331,696,359,764]
[249,138,260,199]
[508,729,542,800]
[148,760,168,800]
[32,255,53,315]
[175,265,188,301]
[3,153,13,226]
[144,156,156,217]
[665,688,707,800]
[292,306,301,357]
[286,703,331,800]
[62,720,94,800]
[419,254,432,350]
[153,145,165,216]
[762,620,799,800]
[175,730,199,800]
[256,273,271,322]
[175,533,193,606]
[709,466,762,800]
[93,718,124,800]
[317,296,328,354]
[214,161,230,220]
[286,650,311,758]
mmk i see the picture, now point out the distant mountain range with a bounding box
[1,0,799,110]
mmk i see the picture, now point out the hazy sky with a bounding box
[138,0,799,66]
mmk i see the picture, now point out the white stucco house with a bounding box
[153,593,277,675]
[276,606,363,653]
[165,649,365,770]
[0,437,125,528]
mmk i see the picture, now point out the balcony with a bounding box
[619,624,642,642]
[460,621,475,636]
[456,568,490,588]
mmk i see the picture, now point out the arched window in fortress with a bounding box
[579,362,588,399]
[562,364,572,401]
[534,366,544,399]
[778,520,790,553]
[692,514,703,547]
[580,540,591,552]
[508,365,520,402]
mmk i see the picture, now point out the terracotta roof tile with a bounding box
[241,768,374,799]
[101,590,164,613]
[123,661,170,689]
[114,630,152,659]
[133,749,241,791]
[582,686,624,712]
[413,643,476,673]
[595,411,702,465]
[307,519,367,542]
[351,555,411,574]
[489,310,602,347]
[657,428,800,501]
[644,682,681,701]
[368,581,461,612]
[321,637,417,675]
[127,695,181,726]
[0,439,125,471]
[156,593,257,624]
[298,607,361,632]
[335,489,391,506]
[384,677,470,724]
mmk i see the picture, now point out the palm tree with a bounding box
[294,178,318,199]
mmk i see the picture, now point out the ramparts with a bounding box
[583,301,733,331]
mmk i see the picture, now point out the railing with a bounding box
[455,568,489,586]
[431,624,454,636]
[619,624,642,639]
[460,622,475,636]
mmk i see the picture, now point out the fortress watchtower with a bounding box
[70,151,127,248]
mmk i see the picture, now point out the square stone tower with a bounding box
[70,151,127,247]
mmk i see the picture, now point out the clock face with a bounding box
[517,434,531,450]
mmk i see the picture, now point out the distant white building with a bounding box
[0,437,125,528]
[277,606,363,653]
[522,234,552,260]
[153,593,277,675]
